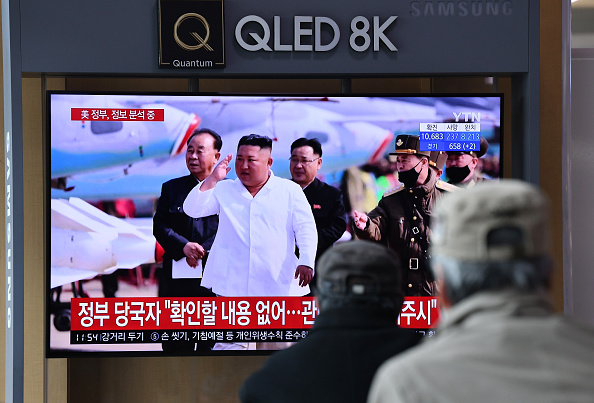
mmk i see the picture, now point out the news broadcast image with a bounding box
[48,93,501,356]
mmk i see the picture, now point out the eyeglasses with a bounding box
[289,157,320,166]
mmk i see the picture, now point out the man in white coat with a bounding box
[183,134,317,297]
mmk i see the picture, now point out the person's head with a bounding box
[316,240,405,316]
[429,180,552,306]
[390,135,431,187]
[428,151,447,177]
[445,153,478,184]
[445,137,489,184]
[185,128,222,181]
[236,134,273,188]
[289,138,323,188]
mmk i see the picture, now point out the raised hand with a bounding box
[201,154,232,191]
[211,153,233,182]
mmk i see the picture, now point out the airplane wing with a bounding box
[50,95,200,180]
[50,198,156,288]
[51,100,396,200]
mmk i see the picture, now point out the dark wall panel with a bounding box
[20,0,530,75]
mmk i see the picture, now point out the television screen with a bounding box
[47,92,502,356]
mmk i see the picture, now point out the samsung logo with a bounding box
[410,1,513,17]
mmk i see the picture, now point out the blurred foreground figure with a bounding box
[368,180,594,403]
[239,240,420,403]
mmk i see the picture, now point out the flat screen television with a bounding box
[47,92,502,357]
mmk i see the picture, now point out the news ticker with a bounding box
[71,329,310,344]
[419,122,481,152]
[69,296,441,344]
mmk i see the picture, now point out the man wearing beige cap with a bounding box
[353,134,453,297]
[368,180,594,403]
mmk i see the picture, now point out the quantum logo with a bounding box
[158,0,225,69]
[174,13,214,51]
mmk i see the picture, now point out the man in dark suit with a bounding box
[239,240,421,403]
[153,128,222,352]
[290,138,347,293]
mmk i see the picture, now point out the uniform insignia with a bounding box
[383,185,405,197]
[436,180,459,192]
[396,138,403,146]
[313,204,321,209]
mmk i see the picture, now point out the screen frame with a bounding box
[45,90,504,358]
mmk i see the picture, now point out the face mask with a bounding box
[398,160,422,187]
[446,165,471,184]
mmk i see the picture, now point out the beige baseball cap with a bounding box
[430,180,551,262]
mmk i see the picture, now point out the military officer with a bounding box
[445,136,490,187]
[352,135,453,296]
[428,150,447,178]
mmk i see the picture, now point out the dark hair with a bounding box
[186,128,223,151]
[290,138,323,157]
[237,134,273,150]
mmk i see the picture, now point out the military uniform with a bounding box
[354,135,455,296]
[449,171,487,188]
[446,136,490,188]
[356,168,454,296]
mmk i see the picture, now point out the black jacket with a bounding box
[302,178,347,260]
[239,306,421,403]
[153,175,218,297]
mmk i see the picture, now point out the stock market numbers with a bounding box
[419,122,480,152]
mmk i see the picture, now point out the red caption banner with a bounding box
[71,296,441,331]
[71,108,165,121]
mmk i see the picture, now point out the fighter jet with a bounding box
[50,93,200,191]
[50,197,156,288]
[50,95,397,200]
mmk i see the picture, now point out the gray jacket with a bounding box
[368,290,594,403]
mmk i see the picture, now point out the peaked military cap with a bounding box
[429,151,447,171]
[390,134,431,158]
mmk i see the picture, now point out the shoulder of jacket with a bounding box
[383,185,405,197]
[436,180,459,192]
[319,180,341,194]
[163,175,189,186]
